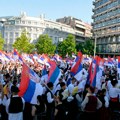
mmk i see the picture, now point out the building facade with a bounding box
[0,13,92,51]
[56,16,92,42]
[92,0,120,55]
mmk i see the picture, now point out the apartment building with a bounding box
[92,0,120,55]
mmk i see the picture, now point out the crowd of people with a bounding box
[0,55,120,120]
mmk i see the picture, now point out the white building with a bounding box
[0,12,90,51]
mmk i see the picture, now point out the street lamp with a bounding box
[94,35,97,58]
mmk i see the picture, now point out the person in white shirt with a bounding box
[68,77,76,95]
[78,77,87,92]
[45,82,55,120]
[109,79,120,111]
[54,78,64,94]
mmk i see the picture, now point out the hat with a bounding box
[11,86,20,93]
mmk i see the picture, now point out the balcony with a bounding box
[92,8,95,12]
[94,0,111,11]
[97,29,120,37]
[93,14,120,25]
[92,15,95,19]
[93,4,120,17]
[93,22,120,31]
[93,1,96,5]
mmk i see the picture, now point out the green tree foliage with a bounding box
[0,33,4,50]
[57,34,76,57]
[76,39,94,55]
[13,30,34,53]
[35,34,56,54]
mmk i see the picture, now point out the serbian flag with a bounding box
[18,63,43,104]
[4,54,11,61]
[41,54,50,64]
[108,56,114,66]
[13,49,23,63]
[118,56,120,75]
[13,49,19,60]
[70,52,83,81]
[87,56,100,87]
[41,65,48,83]
[0,51,10,62]
[0,51,5,63]
[95,57,104,89]
[48,60,61,86]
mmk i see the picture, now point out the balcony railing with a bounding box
[93,1,96,5]
[95,29,120,37]
[94,0,111,11]
[93,4,120,18]
[93,22,120,31]
[93,14,120,25]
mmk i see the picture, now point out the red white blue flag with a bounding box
[70,52,83,81]
[18,63,43,104]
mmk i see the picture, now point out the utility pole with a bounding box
[94,35,97,58]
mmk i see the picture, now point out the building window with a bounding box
[55,37,58,43]
[22,21,25,24]
[9,38,13,43]
[15,32,19,38]
[118,36,120,42]
[9,26,13,31]
[108,37,110,43]
[30,27,33,32]
[15,26,18,30]
[34,22,37,25]
[50,36,53,39]
[5,39,8,44]
[5,26,8,30]
[10,32,13,38]
[46,24,49,27]
[16,21,19,24]
[28,21,31,24]
[113,36,116,42]
[117,45,120,52]
[5,32,8,37]
[36,28,39,31]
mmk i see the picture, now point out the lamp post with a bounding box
[94,35,97,58]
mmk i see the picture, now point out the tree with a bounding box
[35,34,56,54]
[76,39,94,55]
[0,33,4,50]
[76,43,84,53]
[57,34,76,57]
[13,30,35,53]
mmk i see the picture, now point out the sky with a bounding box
[0,0,93,24]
